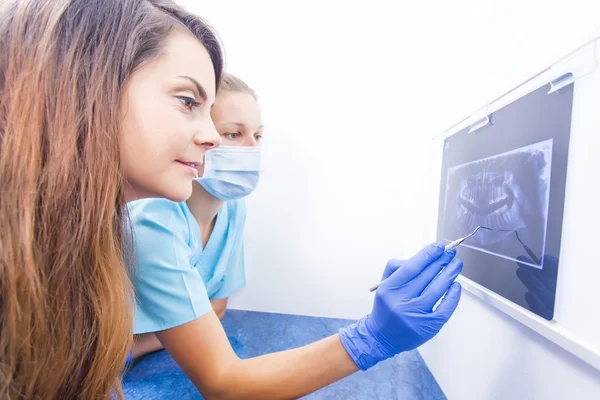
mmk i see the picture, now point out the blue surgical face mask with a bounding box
[194,145,262,201]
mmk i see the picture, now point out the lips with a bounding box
[179,161,200,168]
[177,157,203,167]
[176,159,203,176]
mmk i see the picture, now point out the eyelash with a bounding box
[224,132,241,139]
[223,133,264,142]
[177,96,200,111]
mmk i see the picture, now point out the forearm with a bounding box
[157,314,359,400]
[216,334,358,400]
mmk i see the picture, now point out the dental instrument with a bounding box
[369,225,485,292]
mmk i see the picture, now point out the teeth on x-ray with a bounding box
[455,169,520,245]
[443,139,553,265]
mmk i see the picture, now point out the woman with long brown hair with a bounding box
[0,0,223,397]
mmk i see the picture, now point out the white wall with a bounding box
[420,289,600,399]
[179,1,600,398]
[181,0,600,319]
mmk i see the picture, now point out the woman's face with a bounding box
[120,29,221,203]
[211,91,263,147]
[191,91,263,179]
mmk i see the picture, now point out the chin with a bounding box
[162,183,193,203]
[125,181,192,204]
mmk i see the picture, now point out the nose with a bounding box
[194,117,222,149]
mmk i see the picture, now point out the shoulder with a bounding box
[128,198,186,226]
[127,198,190,243]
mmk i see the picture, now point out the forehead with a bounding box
[159,29,216,100]
[212,92,262,125]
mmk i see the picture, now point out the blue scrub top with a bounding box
[127,198,247,334]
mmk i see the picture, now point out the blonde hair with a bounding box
[219,72,257,99]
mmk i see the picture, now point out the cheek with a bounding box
[120,111,182,195]
[127,107,189,160]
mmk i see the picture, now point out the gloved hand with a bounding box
[339,243,463,370]
[516,255,558,320]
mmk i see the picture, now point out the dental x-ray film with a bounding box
[437,81,574,320]
[442,140,552,269]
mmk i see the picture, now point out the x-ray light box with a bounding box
[424,35,600,372]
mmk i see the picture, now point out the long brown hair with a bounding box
[0,0,223,398]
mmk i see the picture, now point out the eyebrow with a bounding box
[228,122,264,130]
[177,76,208,104]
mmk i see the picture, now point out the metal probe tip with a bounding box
[370,225,486,292]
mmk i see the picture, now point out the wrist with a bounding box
[338,316,395,371]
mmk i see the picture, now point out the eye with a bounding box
[254,133,263,142]
[177,96,200,111]
[223,132,241,140]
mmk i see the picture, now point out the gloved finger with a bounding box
[419,258,463,309]
[432,282,462,320]
[525,291,552,320]
[384,243,445,288]
[381,259,404,280]
[402,249,456,298]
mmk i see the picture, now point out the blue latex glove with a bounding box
[339,243,463,370]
